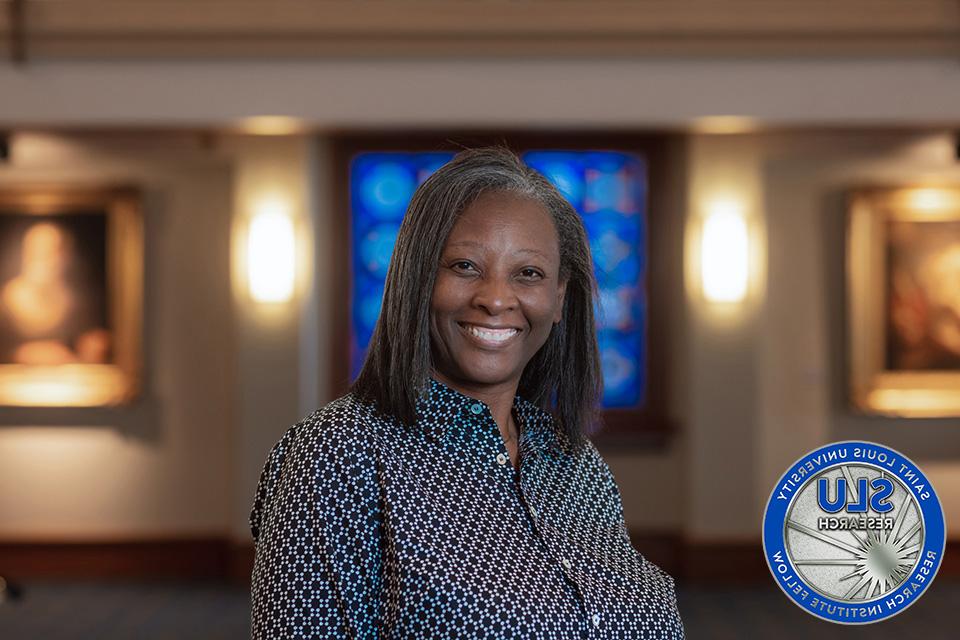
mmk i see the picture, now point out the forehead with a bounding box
[444,191,560,257]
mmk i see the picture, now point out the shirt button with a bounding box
[496,453,508,466]
[470,403,484,415]
[592,613,600,627]
[528,506,538,518]
[561,557,572,570]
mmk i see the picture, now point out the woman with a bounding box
[250,147,684,638]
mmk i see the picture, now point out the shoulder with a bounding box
[273,393,386,466]
[641,553,680,617]
[643,554,678,593]
[562,437,627,524]
[571,436,615,487]
[250,393,386,540]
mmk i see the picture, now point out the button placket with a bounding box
[467,402,507,470]
[559,563,587,612]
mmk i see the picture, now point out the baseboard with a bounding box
[0,538,254,584]
[1,535,956,587]
[628,531,960,585]
[230,542,255,583]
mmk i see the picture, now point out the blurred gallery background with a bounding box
[1,1,960,638]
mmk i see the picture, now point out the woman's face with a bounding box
[430,191,567,394]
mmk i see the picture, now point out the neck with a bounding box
[431,371,520,441]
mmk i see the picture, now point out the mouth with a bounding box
[457,322,522,348]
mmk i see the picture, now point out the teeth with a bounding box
[464,324,519,343]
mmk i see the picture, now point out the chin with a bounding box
[452,361,523,387]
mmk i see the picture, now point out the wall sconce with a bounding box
[701,200,749,303]
[908,187,951,214]
[247,199,295,303]
[235,115,306,136]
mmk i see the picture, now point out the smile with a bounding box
[458,323,521,347]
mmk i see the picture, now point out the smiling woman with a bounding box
[352,147,602,452]
[429,192,569,467]
[249,148,684,639]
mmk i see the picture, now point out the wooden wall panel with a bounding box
[1,1,958,60]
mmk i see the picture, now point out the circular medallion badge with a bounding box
[763,441,945,624]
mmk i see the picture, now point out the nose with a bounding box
[472,274,518,315]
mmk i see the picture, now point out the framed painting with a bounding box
[0,187,143,407]
[847,187,960,417]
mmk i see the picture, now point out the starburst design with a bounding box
[786,467,922,602]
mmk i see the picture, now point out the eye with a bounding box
[519,268,544,281]
[450,260,477,273]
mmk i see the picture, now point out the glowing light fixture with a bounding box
[908,187,950,213]
[247,199,295,303]
[701,201,749,303]
[691,115,758,135]
[235,116,305,136]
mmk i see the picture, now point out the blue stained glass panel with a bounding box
[349,149,647,408]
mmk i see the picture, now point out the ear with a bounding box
[553,278,568,324]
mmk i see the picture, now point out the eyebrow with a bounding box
[445,240,552,260]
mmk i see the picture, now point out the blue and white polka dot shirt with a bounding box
[250,377,684,638]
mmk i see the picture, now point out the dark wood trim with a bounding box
[4,1,960,59]
[328,130,677,447]
[627,532,960,585]
[625,531,685,579]
[229,542,256,585]
[328,139,353,398]
[0,538,247,582]
[4,535,956,587]
[8,0,26,65]
[678,540,771,585]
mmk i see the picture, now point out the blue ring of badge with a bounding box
[762,440,946,624]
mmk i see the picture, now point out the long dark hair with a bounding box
[350,146,602,451]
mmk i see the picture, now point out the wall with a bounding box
[0,133,331,547]
[3,59,960,127]
[759,130,960,535]
[682,134,767,542]
[1,58,959,549]
[226,135,327,541]
[682,130,960,542]
[0,132,236,539]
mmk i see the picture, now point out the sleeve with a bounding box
[249,415,384,639]
[585,441,686,639]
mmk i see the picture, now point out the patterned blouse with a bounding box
[250,377,684,639]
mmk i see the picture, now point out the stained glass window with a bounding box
[349,150,647,409]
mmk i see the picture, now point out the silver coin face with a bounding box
[784,463,923,603]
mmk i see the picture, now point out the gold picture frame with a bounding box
[848,187,960,417]
[0,187,143,407]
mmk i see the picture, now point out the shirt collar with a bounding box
[416,376,571,457]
